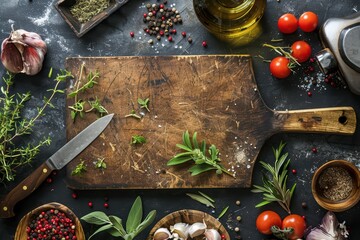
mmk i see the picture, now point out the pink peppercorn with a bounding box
[130,31,135,37]
[307,91,312,97]
[292,169,297,174]
[202,41,208,47]
[168,36,173,42]
[88,202,93,208]
[311,147,317,153]
[104,202,109,208]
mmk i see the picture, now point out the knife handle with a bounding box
[0,162,53,218]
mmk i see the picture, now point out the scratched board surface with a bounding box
[64,55,263,189]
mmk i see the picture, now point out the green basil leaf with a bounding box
[88,224,113,239]
[186,193,215,208]
[126,196,143,233]
[188,164,216,176]
[81,211,111,225]
[167,156,193,166]
[109,215,126,236]
[192,131,199,149]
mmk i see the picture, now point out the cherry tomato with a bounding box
[278,13,298,34]
[270,56,291,79]
[298,11,318,32]
[282,214,306,240]
[255,211,282,235]
[291,40,312,63]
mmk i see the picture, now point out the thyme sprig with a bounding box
[167,131,234,178]
[0,70,71,182]
[67,64,108,121]
[251,142,296,214]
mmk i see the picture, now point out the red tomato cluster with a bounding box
[256,211,306,240]
[278,11,319,34]
[269,11,318,79]
[269,40,312,79]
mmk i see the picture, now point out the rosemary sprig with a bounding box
[0,70,70,182]
[167,131,234,178]
[251,142,296,214]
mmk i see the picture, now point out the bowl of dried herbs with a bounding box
[311,159,360,212]
[55,0,128,37]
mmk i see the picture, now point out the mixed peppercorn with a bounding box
[26,209,77,240]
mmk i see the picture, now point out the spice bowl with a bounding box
[312,160,360,212]
[15,202,85,240]
[55,0,129,37]
[147,209,230,240]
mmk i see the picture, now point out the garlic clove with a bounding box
[1,27,47,76]
[23,46,44,75]
[153,227,172,240]
[1,39,23,73]
[187,221,207,238]
[170,222,189,239]
[204,229,222,240]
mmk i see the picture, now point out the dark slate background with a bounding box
[0,0,359,239]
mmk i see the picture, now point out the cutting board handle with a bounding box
[276,107,356,134]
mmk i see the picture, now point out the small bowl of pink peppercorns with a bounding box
[15,202,85,240]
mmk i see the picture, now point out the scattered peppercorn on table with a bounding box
[0,1,360,240]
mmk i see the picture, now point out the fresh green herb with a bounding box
[186,193,215,208]
[125,110,141,119]
[251,142,296,214]
[137,98,150,112]
[87,97,108,117]
[71,160,87,176]
[217,206,229,220]
[95,157,106,169]
[263,43,300,68]
[167,131,234,178]
[48,67,53,78]
[70,0,110,24]
[131,135,146,145]
[0,70,70,182]
[198,191,215,203]
[81,196,156,240]
[67,64,108,121]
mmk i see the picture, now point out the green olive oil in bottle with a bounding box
[193,0,266,46]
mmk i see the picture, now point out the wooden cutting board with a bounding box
[64,55,356,189]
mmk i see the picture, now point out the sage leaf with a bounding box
[126,196,143,233]
[134,210,157,233]
[88,224,113,239]
[198,191,215,203]
[81,211,111,225]
[217,206,229,220]
[109,215,126,236]
[186,193,215,208]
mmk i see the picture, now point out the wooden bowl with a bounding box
[312,160,360,212]
[15,202,85,240]
[147,209,230,240]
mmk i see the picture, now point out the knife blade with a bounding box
[0,113,114,218]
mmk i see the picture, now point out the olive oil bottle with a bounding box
[193,0,266,46]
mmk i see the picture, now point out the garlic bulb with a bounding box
[1,26,47,75]
[204,229,222,240]
[188,221,207,238]
[170,222,189,239]
[153,227,172,240]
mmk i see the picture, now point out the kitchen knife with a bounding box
[0,113,114,218]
